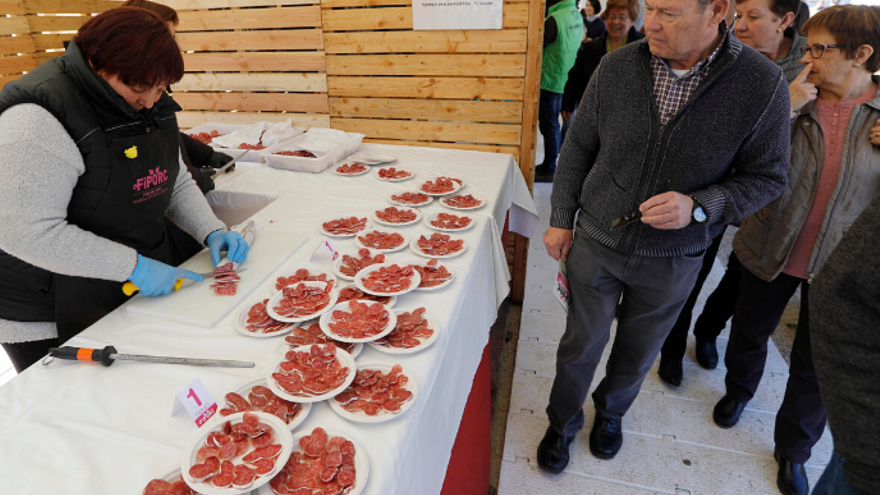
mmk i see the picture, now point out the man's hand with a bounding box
[562,110,572,122]
[640,192,694,230]
[789,63,817,115]
[544,227,574,262]
[871,118,880,147]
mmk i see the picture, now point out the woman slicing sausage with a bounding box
[0,8,249,372]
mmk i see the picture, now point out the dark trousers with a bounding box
[538,90,563,172]
[1,338,59,373]
[725,269,826,463]
[547,234,704,436]
[661,232,741,361]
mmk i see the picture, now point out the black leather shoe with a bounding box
[713,395,747,428]
[589,416,623,459]
[536,427,574,474]
[695,339,719,369]
[658,357,683,387]
[775,451,809,495]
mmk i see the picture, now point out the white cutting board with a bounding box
[125,228,307,328]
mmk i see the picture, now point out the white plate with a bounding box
[374,168,413,182]
[220,378,312,431]
[319,216,371,237]
[409,235,468,259]
[351,151,396,165]
[266,281,338,323]
[181,411,292,495]
[332,164,371,177]
[353,262,421,297]
[257,428,370,495]
[318,300,398,344]
[271,270,336,295]
[234,297,295,338]
[368,310,440,355]
[424,212,475,232]
[337,283,398,309]
[266,344,357,403]
[418,177,465,197]
[373,206,422,227]
[408,261,455,291]
[328,363,419,423]
[354,229,409,254]
[388,192,433,208]
[285,320,366,359]
[334,255,389,282]
[147,469,197,495]
[440,194,486,210]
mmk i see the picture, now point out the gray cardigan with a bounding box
[551,35,791,257]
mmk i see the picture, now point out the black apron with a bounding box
[54,122,179,342]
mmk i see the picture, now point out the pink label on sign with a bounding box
[173,378,218,428]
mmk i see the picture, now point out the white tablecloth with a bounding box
[0,143,538,495]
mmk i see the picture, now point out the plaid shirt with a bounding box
[651,30,728,126]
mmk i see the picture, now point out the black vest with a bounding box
[0,41,182,325]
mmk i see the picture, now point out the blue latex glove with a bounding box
[207,230,250,266]
[128,254,204,296]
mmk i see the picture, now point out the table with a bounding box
[0,143,538,495]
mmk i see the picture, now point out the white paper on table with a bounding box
[212,121,271,148]
[261,120,304,147]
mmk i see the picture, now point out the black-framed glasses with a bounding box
[802,44,843,58]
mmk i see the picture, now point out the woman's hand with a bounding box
[207,230,250,266]
[789,64,817,116]
[870,118,880,147]
[127,255,204,296]
[562,111,573,122]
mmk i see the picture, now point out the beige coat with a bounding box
[734,80,880,282]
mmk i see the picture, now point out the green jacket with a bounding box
[541,0,583,94]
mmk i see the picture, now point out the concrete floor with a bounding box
[491,182,832,495]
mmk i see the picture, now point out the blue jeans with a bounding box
[813,453,863,495]
[538,89,563,172]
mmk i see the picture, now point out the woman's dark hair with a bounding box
[588,0,602,15]
[803,5,880,72]
[122,0,179,25]
[75,7,184,88]
[768,0,800,19]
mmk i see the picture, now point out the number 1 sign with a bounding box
[172,378,218,427]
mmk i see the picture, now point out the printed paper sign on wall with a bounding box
[413,0,503,30]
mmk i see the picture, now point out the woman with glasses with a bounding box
[712,6,879,495]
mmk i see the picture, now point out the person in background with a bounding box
[712,6,879,495]
[122,0,236,265]
[810,200,880,495]
[560,0,643,148]
[792,1,810,34]
[536,0,791,474]
[535,0,584,183]
[581,0,607,41]
[657,0,807,387]
[0,8,250,373]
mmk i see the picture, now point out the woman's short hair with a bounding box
[122,0,179,25]
[587,0,602,15]
[803,5,880,72]
[75,7,184,88]
[761,0,801,20]
[601,0,639,22]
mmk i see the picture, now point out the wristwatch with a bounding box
[691,197,707,223]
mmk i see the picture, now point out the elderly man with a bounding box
[536,0,791,473]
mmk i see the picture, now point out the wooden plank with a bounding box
[321,0,528,8]
[31,32,68,50]
[175,92,329,113]
[0,33,35,54]
[321,4,527,31]
[328,76,523,100]
[329,97,522,123]
[167,0,315,9]
[323,29,527,54]
[178,29,323,52]
[177,73,327,92]
[0,0,25,14]
[23,0,120,14]
[0,72,23,88]
[512,233,528,302]
[519,0,542,190]
[362,137,519,161]
[331,117,521,145]
[0,53,37,75]
[178,110,329,129]
[327,54,525,77]
[183,51,325,72]
[0,16,29,35]
[178,6,321,31]
[26,14,87,32]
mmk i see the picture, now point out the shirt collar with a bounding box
[654,24,728,80]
